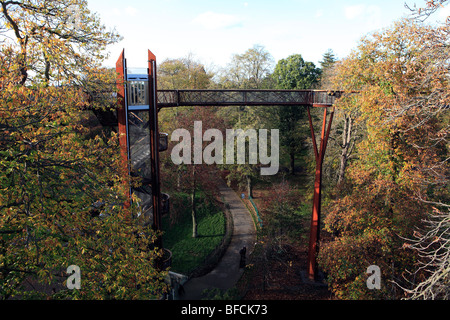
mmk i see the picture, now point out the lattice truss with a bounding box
[157,90,340,107]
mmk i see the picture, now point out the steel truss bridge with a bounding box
[94,89,340,127]
[157,89,340,108]
[106,49,343,281]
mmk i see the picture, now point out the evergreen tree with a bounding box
[319,49,337,72]
[272,54,320,175]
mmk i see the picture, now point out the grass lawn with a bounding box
[162,192,225,275]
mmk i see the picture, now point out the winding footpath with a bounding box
[180,180,256,300]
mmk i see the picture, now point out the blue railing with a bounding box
[248,196,263,228]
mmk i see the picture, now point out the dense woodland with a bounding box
[0,0,449,300]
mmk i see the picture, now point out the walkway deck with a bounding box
[180,180,256,300]
[158,89,340,108]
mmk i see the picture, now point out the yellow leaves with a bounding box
[1,72,157,298]
[2,0,121,87]
[334,18,448,103]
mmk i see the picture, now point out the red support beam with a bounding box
[113,49,338,275]
[148,50,163,248]
[307,106,335,281]
[116,49,131,209]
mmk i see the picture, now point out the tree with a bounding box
[0,0,120,85]
[319,49,338,90]
[158,53,215,201]
[272,54,320,90]
[402,207,450,299]
[253,179,303,290]
[158,54,213,90]
[397,1,450,300]
[318,18,449,299]
[322,94,361,187]
[215,45,275,196]
[157,54,219,238]
[263,179,303,247]
[162,107,226,238]
[319,49,337,73]
[218,44,274,89]
[218,103,271,197]
[336,108,358,186]
[316,50,359,186]
[406,0,450,21]
[0,0,168,299]
[272,54,321,175]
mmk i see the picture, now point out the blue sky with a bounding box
[87,0,449,70]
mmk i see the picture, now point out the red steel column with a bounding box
[148,50,162,248]
[307,105,334,280]
[116,49,131,208]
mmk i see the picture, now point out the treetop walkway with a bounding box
[157,89,341,108]
[108,49,342,284]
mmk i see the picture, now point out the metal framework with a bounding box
[157,89,340,108]
[307,106,334,281]
[115,49,164,251]
[156,89,338,281]
[105,49,343,280]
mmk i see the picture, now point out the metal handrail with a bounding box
[157,89,342,108]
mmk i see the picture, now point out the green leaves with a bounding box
[158,56,213,90]
[273,54,320,90]
[319,18,449,300]
[0,1,166,300]
[218,45,274,89]
[1,0,121,85]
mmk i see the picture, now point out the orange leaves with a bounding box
[1,0,121,85]
[0,1,169,299]
[334,19,449,114]
[0,74,167,299]
[321,18,449,299]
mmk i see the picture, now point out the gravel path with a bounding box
[180,180,256,300]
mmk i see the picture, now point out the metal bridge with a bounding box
[107,49,342,281]
[157,89,340,108]
[94,89,340,128]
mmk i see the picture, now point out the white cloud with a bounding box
[125,6,138,16]
[345,5,365,20]
[193,11,242,30]
[438,4,450,22]
[366,5,382,29]
[111,6,138,17]
[315,9,323,18]
[344,4,382,29]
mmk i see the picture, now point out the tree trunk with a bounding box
[337,148,348,186]
[191,166,198,238]
[43,51,51,84]
[337,114,354,186]
[1,3,28,85]
[390,128,401,181]
[246,175,253,198]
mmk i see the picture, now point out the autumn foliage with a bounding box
[0,0,168,299]
[318,19,449,299]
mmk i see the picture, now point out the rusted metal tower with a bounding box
[306,106,335,281]
[157,88,338,281]
[115,49,169,255]
[99,49,340,280]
